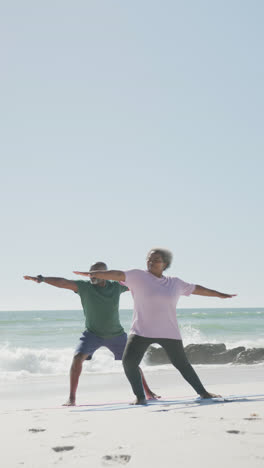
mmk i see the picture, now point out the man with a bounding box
[24,262,157,406]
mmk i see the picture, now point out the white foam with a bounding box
[225,337,264,349]
[0,345,72,377]
[180,324,264,349]
[181,324,207,345]
[0,345,125,380]
[1,334,264,381]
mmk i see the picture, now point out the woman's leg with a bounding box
[158,338,207,396]
[108,333,159,400]
[122,334,152,404]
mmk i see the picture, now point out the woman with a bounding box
[74,248,236,404]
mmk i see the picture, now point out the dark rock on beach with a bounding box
[145,343,264,365]
[184,344,246,364]
[184,343,226,364]
[234,348,264,364]
[209,347,246,364]
[145,346,169,365]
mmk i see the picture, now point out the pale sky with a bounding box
[1,1,263,310]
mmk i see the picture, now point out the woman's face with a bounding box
[146,251,167,277]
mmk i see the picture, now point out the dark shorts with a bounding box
[75,330,128,360]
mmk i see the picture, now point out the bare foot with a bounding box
[145,391,161,400]
[200,392,222,399]
[130,397,147,405]
[62,398,76,406]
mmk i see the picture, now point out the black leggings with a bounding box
[122,334,207,400]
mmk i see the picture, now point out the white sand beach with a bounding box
[1,364,264,468]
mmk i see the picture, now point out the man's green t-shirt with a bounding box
[75,280,129,338]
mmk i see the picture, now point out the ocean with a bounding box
[1,308,264,380]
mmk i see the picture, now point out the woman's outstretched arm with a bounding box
[192,285,237,299]
[73,270,126,282]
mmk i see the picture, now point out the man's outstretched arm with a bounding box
[192,285,237,299]
[73,270,125,282]
[24,275,78,292]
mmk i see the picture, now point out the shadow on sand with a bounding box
[70,394,264,412]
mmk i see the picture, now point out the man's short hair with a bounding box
[148,248,173,270]
[90,262,107,270]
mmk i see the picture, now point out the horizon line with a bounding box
[0,306,263,313]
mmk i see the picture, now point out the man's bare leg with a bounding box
[63,353,89,406]
[139,367,160,400]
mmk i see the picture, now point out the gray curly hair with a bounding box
[147,248,173,270]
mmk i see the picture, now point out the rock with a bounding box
[234,348,264,364]
[145,346,168,365]
[209,347,246,364]
[145,343,248,365]
[184,343,226,364]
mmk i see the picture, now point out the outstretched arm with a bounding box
[73,270,125,282]
[192,285,236,299]
[24,275,78,292]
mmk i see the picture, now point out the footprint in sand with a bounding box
[28,428,46,433]
[52,446,75,453]
[226,430,244,434]
[244,417,261,421]
[62,431,91,438]
[244,413,261,421]
[102,454,131,465]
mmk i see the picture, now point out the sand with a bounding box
[1,364,264,467]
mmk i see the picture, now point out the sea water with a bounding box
[0,308,263,379]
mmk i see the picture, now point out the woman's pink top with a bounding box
[122,269,195,340]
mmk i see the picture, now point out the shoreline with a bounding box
[1,363,264,407]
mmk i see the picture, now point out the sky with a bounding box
[0,1,263,311]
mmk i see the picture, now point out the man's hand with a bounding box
[24,275,42,283]
[24,275,78,292]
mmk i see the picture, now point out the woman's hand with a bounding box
[73,270,126,281]
[192,285,237,298]
[73,271,91,277]
[218,292,237,299]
